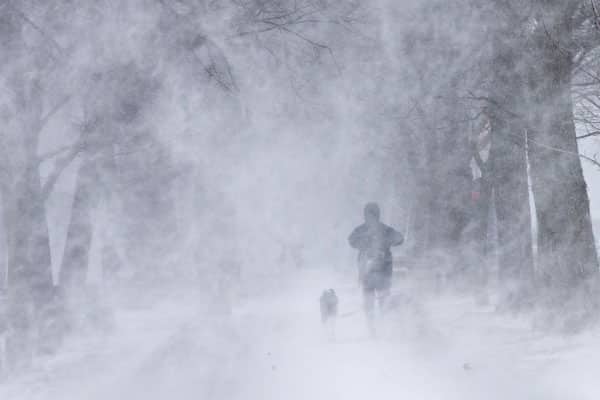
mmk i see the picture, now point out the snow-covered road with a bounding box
[1,271,600,400]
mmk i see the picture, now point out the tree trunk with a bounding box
[101,243,122,284]
[486,28,536,296]
[8,165,54,298]
[405,129,431,259]
[528,42,599,291]
[4,161,53,370]
[59,157,97,290]
[488,113,534,287]
[5,77,54,299]
[468,135,494,283]
[0,187,8,289]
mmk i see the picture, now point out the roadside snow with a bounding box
[1,272,599,400]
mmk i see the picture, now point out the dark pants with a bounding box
[362,269,391,317]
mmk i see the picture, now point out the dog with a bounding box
[319,289,338,339]
[320,289,338,323]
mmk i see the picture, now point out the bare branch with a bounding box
[40,95,71,131]
[3,1,64,57]
[517,131,600,170]
[577,130,600,139]
[37,143,75,164]
[592,0,600,30]
[41,143,83,201]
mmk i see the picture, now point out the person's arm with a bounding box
[387,227,404,247]
[348,225,369,249]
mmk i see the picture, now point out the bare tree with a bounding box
[527,1,599,297]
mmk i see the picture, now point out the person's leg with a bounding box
[376,272,392,315]
[362,275,377,337]
[363,286,375,318]
[378,288,390,315]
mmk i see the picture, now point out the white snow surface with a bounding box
[1,270,599,400]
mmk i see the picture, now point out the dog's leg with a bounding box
[325,318,336,341]
[330,317,336,341]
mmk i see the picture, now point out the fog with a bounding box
[1,1,600,399]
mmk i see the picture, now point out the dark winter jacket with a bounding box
[348,222,404,276]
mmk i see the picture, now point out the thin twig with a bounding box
[41,144,83,200]
[516,131,600,169]
[39,95,71,131]
[3,1,64,57]
[577,130,600,139]
[37,143,74,164]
